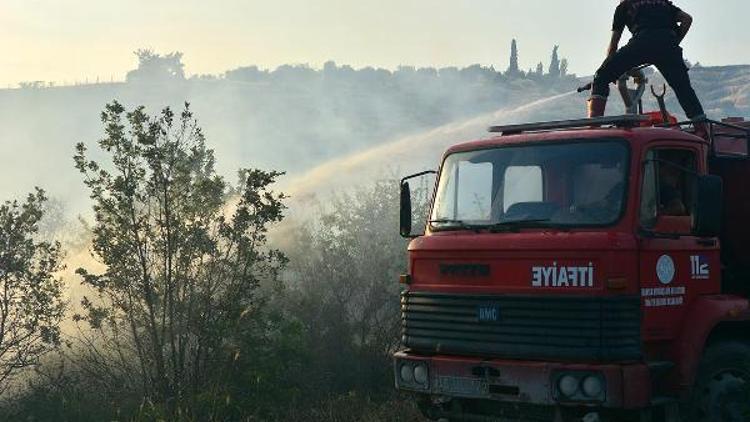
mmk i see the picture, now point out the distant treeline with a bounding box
[14,41,575,90]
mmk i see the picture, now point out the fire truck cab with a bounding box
[395,112,750,421]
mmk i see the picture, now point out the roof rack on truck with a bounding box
[488,115,649,135]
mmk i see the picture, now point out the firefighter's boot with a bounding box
[588,96,607,118]
[693,118,709,140]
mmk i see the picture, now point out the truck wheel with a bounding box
[689,341,750,422]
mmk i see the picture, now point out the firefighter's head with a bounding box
[659,151,689,188]
[660,162,681,187]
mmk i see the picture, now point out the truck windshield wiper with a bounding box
[429,219,464,224]
[429,219,489,231]
[429,219,471,228]
[430,218,554,232]
[486,218,553,232]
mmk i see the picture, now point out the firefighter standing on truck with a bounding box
[588,0,706,134]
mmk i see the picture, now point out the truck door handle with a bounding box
[696,238,717,247]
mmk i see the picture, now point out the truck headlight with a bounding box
[400,363,414,384]
[558,374,579,397]
[414,364,429,385]
[553,371,606,402]
[395,359,430,391]
[581,375,604,398]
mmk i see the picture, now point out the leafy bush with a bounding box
[0,104,429,422]
[0,189,66,394]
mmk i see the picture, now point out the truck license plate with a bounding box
[436,376,489,397]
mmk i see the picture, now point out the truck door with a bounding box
[638,145,721,341]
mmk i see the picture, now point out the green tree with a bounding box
[0,189,65,394]
[73,101,287,417]
[126,49,186,84]
[560,58,569,77]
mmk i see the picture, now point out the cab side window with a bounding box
[640,148,697,229]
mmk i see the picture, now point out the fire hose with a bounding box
[576,63,654,93]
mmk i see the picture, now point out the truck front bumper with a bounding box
[394,351,652,410]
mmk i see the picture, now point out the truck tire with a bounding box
[688,341,750,422]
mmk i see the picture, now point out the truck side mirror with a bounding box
[694,175,723,237]
[399,170,437,238]
[400,182,413,237]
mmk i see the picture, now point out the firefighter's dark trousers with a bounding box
[592,29,705,120]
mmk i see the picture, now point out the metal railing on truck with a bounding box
[488,116,750,159]
[684,119,750,159]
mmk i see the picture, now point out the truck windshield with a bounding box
[431,140,629,229]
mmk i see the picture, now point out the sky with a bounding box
[1,0,749,87]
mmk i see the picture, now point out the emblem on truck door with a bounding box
[656,255,675,285]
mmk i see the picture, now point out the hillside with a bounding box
[1,62,749,213]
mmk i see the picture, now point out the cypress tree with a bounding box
[548,45,561,78]
[507,39,520,77]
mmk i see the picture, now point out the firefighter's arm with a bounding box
[607,30,623,58]
[676,10,693,43]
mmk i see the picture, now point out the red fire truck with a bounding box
[395,78,750,421]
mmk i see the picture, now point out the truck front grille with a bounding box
[401,291,641,361]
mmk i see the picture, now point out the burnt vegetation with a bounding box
[0,101,430,421]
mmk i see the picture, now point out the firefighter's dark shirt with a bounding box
[613,0,682,35]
